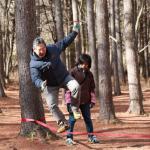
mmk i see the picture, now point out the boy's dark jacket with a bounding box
[70,66,95,104]
[30,31,77,88]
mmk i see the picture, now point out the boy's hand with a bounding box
[73,23,80,33]
[90,102,95,109]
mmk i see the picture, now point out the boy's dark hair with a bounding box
[77,53,92,68]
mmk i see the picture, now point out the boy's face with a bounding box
[33,43,46,58]
[79,63,89,71]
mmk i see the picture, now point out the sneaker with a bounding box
[57,121,70,133]
[66,138,76,145]
[88,135,100,144]
[73,111,81,120]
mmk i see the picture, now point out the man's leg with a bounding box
[63,75,81,119]
[42,86,69,132]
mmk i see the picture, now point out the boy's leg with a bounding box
[42,86,69,132]
[80,104,99,143]
[66,104,76,145]
[80,104,93,135]
[66,104,76,139]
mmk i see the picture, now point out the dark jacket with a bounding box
[30,31,78,88]
[70,66,95,104]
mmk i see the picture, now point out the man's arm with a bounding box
[30,66,43,89]
[56,23,80,53]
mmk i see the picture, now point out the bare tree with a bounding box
[0,21,6,97]
[54,0,66,64]
[123,0,144,114]
[15,0,55,138]
[96,0,116,123]
[115,0,126,84]
[110,0,121,95]
[72,0,81,61]
[86,0,99,97]
[0,80,5,97]
[64,0,76,69]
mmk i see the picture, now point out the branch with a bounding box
[109,35,117,43]
[139,43,150,53]
[135,3,144,32]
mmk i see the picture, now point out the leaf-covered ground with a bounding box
[0,83,150,150]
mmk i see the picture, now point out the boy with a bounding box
[65,54,99,145]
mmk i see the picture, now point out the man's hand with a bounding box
[41,80,47,91]
[41,62,52,72]
[73,22,80,33]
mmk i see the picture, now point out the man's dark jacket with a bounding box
[30,31,78,88]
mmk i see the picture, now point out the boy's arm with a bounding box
[90,72,96,108]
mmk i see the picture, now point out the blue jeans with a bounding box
[67,103,94,139]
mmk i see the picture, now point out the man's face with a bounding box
[33,43,46,58]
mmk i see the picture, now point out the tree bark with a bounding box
[110,0,121,95]
[54,0,66,64]
[15,0,55,139]
[86,0,99,97]
[72,0,81,61]
[0,21,6,97]
[96,0,116,124]
[123,0,144,115]
[115,0,126,85]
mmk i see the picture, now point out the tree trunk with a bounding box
[54,0,66,64]
[123,0,144,115]
[96,0,116,124]
[110,0,121,96]
[15,0,55,139]
[0,80,5,97]
[72,0,81,61]
[36,0,41,36]
[54,0,67,106]
[86,0,99,97]
[65,0,76,69]
[143,0,149,83]
[115,0,126,85]
[0,21,6,97]
[79,0,87,53]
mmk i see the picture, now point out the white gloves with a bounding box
[73,23,80,33]
[41,80,47,91]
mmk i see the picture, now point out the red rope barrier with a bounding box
[21,118,150,139]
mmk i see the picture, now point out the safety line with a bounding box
[21,118,150,139]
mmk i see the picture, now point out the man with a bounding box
[30,23,81,133]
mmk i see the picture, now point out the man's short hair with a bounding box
[33,37,46,49]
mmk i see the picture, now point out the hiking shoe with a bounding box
[88,135,100,144]
[73,111,81,120]
[66,138,76,145]
[57,121,70,133]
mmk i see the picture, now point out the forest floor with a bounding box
[0,82,150,150]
